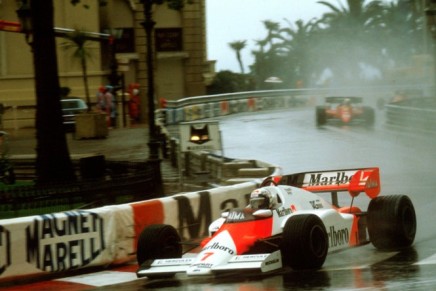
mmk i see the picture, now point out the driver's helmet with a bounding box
[250,188,277,209]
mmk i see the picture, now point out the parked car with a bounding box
[61,97,88,132]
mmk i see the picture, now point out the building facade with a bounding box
[0,0,213,128]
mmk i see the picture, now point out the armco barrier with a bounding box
[385,97,436,134]
[164,89,315,125]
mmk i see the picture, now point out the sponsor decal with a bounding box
[227,212,245,220]
[154,258,193,265]
[203,242,235,255]
[232,254,267,261]
[309,200,323,209]
[173,191,212,239]
[367,178,378,188]
[25,210,105,272]
[275,207,292,217]
[191,263,213,269]
[308,172,352,186]
[0,225,11,275]
[328,226,349,247]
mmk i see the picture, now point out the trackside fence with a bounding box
[0,159,161,219]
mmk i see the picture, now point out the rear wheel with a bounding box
[281,214,328,270]
[363,107,375,127]
[367,195,416,250]
[136,224,182,267]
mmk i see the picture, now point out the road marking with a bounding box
[55,270,139,287]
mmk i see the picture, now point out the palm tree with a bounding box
[315,0,385,84]
[61,29,94,111]
[262,20,281,48]
[229,40,247,74]
[278,19,320,87]
[378,1,424,69]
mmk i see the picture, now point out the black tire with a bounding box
[316,106,326,126]
[136,224,182,266]
[367,195,416,250]
[363,107,375,127]
[281,214,328,270]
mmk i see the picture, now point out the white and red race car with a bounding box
[136,167,416,278]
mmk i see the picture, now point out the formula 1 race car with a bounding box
[136,167,416,278]
[316,96,375,127]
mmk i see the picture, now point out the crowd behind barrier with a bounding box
[0,85,433,283]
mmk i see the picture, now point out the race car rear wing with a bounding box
[277,167,380,199]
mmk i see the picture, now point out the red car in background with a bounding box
[316,96,375,127]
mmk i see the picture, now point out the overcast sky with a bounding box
[205,0,339,72]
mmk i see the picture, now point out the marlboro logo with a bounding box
[307,172,352,186]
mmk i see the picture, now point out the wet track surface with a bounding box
[8,106,436,290]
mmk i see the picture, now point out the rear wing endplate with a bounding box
[277,167,380,198]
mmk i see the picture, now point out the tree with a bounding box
[278,19,320,87]
[315,0,385,84]
[61,29,94,111]
[229,40,247,74]
[207,70,252,94]
[30,1,75,183]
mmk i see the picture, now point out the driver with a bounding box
[340,98,351,107]
[249,188,278,210]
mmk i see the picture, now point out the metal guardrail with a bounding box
[385,97,436,134]
[162,86,436,137]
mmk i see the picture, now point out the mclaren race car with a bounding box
[136,167,416,278]
[316,96,375,127]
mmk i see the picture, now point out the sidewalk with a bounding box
[6,125,181,192]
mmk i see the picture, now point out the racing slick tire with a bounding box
[281,214,328,270]
[363,106,375,127]
[367,195,416,250]
[316,106,327,126]
[136,224,182,270]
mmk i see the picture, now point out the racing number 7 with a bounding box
[201,252,214,261]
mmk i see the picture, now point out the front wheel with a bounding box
[367,195,416,250]
[136,224,182,267]
[281,214,328,270]
[363,107,375,127]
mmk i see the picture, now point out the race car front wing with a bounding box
[136,251,283,278]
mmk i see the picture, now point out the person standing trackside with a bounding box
[105,85,117,128]
[96,85,117,128]
[127,83,141,125]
